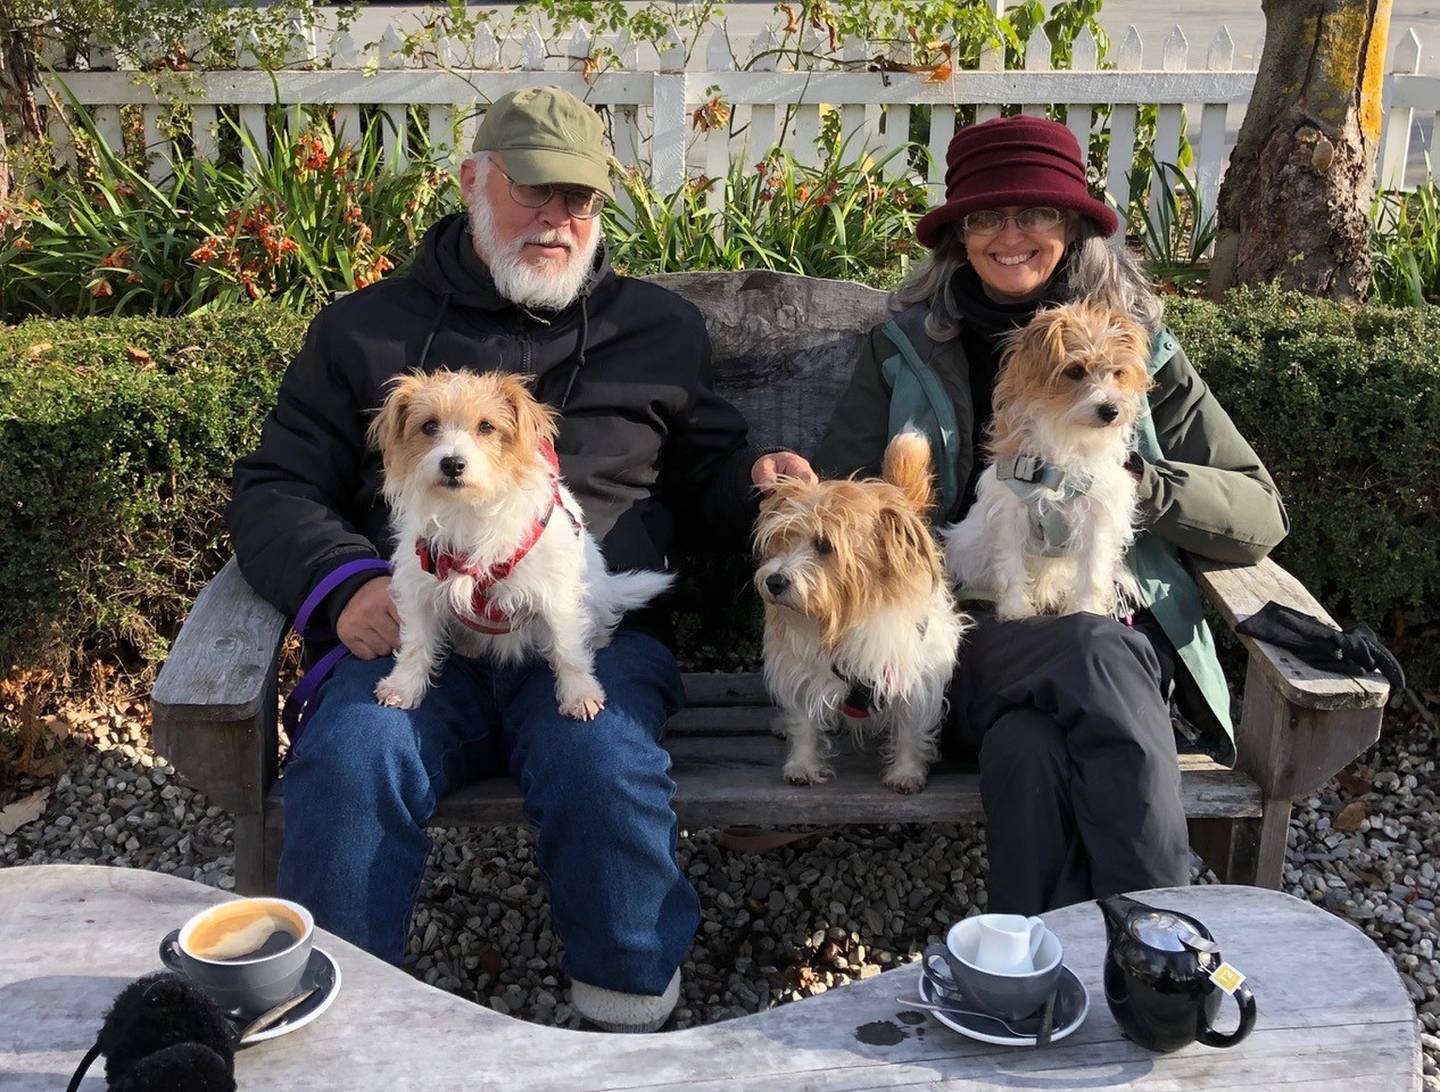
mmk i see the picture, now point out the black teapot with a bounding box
[1100,894,1257,1053]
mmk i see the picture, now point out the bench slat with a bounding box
[681,672,768,706]
[264,739,1257,830]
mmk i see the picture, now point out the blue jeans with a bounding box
[278,630,697,996]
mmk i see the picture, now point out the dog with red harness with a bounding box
[368,368,674,719]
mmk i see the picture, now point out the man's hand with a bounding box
[752,451,818,492]
[337,576,401,660]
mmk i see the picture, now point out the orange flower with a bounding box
[90,279,113,297]
[356,223,372,244]
[126,272,142,284]
[101,245,131,269]
[190,238,220,262]
[13,237,32,251]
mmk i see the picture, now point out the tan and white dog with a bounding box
[942,300,1153,620]
[367,369,673,719]
[754,432,966,794]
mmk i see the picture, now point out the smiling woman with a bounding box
[812,113,1289,921]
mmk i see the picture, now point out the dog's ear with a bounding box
[881,429,933,513]
[1006,306,1072,383]
[876,502,936,581]
[495,371,558,453]
[367,372,426,459]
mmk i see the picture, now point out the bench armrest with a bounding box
[149,557,286,818]
[1190,555,1388,809]
[152,557,287,723]
[1190,555,1389,712]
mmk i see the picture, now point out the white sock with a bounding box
[570,968,681,1033]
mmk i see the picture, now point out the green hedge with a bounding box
[0,308,299,676]
[1,287,1436,686]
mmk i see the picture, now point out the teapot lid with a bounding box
[1129,910,1215,952]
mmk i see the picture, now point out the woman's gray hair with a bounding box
[894,215,1165,341]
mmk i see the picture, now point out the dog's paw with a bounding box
[557,676,607,721]
[995,594,1037,622]
[882,765,928,795]
[375,673,424,709]
[783,760,833,786]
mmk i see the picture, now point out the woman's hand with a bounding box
[752,451,818,492]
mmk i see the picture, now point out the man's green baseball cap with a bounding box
[472,86,614,200]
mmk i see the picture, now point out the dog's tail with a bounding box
[882,428,934,512]
[590,569,677,634]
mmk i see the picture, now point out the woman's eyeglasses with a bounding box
[502,171,607,219]
[960,206,1066,236]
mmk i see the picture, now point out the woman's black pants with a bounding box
[944,610,1193,914]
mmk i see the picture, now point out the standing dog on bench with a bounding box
[754,431,966,794]
[943,301,1152,620]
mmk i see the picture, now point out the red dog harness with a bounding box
[415,441,581,635]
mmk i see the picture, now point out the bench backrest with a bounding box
[647,271,894,456]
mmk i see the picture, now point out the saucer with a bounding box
[916,964,1088,1047]
[233,947,342,1046]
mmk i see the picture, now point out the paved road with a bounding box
[349,1,1439,70]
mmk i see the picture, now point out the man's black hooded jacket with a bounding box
[226,211,762,635]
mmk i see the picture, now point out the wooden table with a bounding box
[0,865,1420,1090]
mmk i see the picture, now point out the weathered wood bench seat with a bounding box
[150,271,1389,896]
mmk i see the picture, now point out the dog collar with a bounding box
[832,665,879,719]
[995,454,1092,558]
[415,441,580,634]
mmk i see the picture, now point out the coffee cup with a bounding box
[924,913,1064,1022]
[159,897,314,1018]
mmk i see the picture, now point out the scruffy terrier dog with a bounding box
[943,300,1153,620]
[368,369,673,720]
[754,432,966,794]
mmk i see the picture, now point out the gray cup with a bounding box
[159,897,314,1019]
[924,914,1065,1023]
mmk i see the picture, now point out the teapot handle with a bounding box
[1197,982,1256,1048]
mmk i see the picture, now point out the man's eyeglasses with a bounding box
[959,206,1066,236]
[501,171,606,219]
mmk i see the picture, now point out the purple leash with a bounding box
[282,558,392,756]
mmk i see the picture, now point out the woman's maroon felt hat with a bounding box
[915,114,1119,247]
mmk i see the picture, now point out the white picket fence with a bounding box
[41,18,1440,239]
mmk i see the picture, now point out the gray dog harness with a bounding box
[995,454,1093,557]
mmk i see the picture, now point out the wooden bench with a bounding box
[149,270,1391,896]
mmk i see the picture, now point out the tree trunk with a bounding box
[1209,0,1391,301]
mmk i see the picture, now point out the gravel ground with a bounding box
[2,698,1437,1084]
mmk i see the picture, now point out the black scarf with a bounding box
[948,262,1072,504]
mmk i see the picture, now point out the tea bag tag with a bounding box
[1208,962,1246,995]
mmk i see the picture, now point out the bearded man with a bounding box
[226,86,814,1031]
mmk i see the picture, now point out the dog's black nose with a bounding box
[440,455,467,478]
[1097,403,1120,423]
[765,572,791,597]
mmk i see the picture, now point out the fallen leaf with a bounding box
[1334,800,1367,831]
[0,787,51,835]
[126,346,153,364]
[1337,763,1371,797]
[26,341,53,359]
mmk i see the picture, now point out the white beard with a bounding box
[467,193,601,311]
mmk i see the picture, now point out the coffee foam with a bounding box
[186,901,304,961]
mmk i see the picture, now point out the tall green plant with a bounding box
[1134,161,1216,291]
[1370,176,1440,307]
[606,133,928,280]
[1,102,457,318]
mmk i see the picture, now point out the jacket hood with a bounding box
[410,210,612,313]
